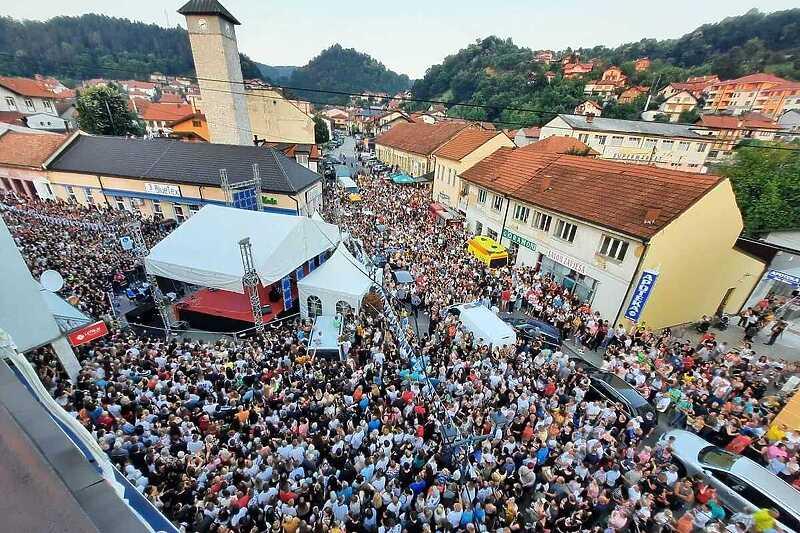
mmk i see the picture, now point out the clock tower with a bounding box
[178,0,252,145]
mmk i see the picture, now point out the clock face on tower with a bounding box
[198,18,208,32]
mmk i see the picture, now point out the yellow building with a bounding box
[460,147,764,328]
[374,121,470,177]
[246,87,316,144]
[431,128,514,211]
[169,112,211,142]
[41,133,323,218]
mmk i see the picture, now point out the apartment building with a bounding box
[374,121,469,177]
[459,148,763,327]
[703,73,788,116]
[540,114,713,173]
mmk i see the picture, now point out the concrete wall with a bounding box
[633,179,764,328]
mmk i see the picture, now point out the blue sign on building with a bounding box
[767,269,800,287]
[624,270,659,322]
[308,257,317,271]
[281,276,293,310]
[295,266,305,281]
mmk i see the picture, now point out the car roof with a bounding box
[591,371,649,407]
[667,430,800,517]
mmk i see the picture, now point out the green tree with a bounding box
[678,108,700,123]
[76,84,144,136]
[313,116,330,144]
[716,141,800,235]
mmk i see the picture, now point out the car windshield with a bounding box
[698,446,737,470]
[595,373,648,407]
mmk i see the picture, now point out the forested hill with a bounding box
[579,8,800,80]
[412,8,800,125]
[0,14,265,83]
[287,44,411,105]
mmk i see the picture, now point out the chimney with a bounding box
[540,176,552,192]
[586,113,595,124]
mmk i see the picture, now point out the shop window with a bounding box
[173,204,186,222]
[477,189,488,204]
[554,219,577,243]
[189,204,200,216]
[114,196,125,210]
[486,228,498,240]
[533,211,552,232]
[512,204,530,223]
[307,295,323,318]
[491,194,504,211]
[152,201,163,216]
[598,235,629,261]
[84,188,94,205]
[66,185,77,203]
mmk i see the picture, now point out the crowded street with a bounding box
[1,135,800,533]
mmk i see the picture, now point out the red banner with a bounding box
[67,321,109,347]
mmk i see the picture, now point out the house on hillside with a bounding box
[168,112,210,142]
[563,63,595,79]
[522,136,599,156]
[704,73,789,116]
[459,148,763,327]
[584,66,629,100]
[694,113,782,162]
[534,50,556,64]
[618,86,649,104]
[657,90,699,122]
[634,57,651,72]
[0,76,59,118]
[573,100,603,117]
[133,101,195,137]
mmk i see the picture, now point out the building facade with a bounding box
[657,90,698,122]
[460,149,763,327]
[541,114,713,173]
[431,129,514,211]
[703,73,788,116]
[374,122,469,177]
[0,77,59,117]
[33,134,323,219]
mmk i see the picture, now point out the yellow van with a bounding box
[467,235,509,268]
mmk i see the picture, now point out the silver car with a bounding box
[661,430,800,532]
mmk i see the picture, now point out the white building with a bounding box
[541,114,713,173]
[0,77,58,117]
[24,113,68,132]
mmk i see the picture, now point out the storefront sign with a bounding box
[144,183,181,197]
[545,248,587,275]
[624,270,659,322]
[67,321,109,347]
[502,229,537,251]
[767,269,800,287]
[261,195,278,206]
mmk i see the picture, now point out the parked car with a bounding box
[662,430,800,532]
[567,356,656,420]
[497,313,562,348]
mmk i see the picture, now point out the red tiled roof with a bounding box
[460,148,723,239]
[158,93,186,104]
[434,128,503,161]
[697,113,781,130]
[712,73,788,87]
[0,111,26,126]
[136,101,194,122]
[375,121,469,156]
[0,76,56,98]
[0,131,67,168]
[521,136,599,156]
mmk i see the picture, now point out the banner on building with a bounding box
[281,276,293,310]
[624,270,659,322]
[67,321,109,347]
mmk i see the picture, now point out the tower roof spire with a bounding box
[178,0,240,25]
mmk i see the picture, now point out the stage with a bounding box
[174,284,297,331]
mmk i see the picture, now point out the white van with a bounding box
[448,303,517,348]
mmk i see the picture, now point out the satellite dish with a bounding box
[40,270,65,292]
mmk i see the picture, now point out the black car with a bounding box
[570,356,656,420]
[497,313,562,348]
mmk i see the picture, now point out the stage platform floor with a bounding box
[175,286,288,324]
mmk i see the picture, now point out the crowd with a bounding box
[1,192,169,319]
[2,146,799,533]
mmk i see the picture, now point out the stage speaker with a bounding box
[260,304,273,314]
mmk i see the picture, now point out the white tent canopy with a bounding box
[145,205,340,293]
[298,244,376,319]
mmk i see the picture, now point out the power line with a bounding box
[4,52,798,153]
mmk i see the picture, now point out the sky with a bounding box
[4,1,799,78]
